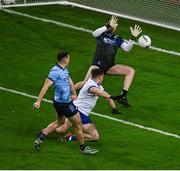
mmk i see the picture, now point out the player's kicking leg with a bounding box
[75,65,99,90]
[35,112,98,154]
[56,119,72,134]
[106,64,135,107]
[34,113,66,151]
[56,119,75,141]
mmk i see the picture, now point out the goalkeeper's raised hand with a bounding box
[110,15,118,27]
[107,15,118,28]
[130,24,142,40]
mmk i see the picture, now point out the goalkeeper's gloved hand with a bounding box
[130,24,142,40]
[110,95,121,100]
[106,15,118,29]
[112,108,121,115]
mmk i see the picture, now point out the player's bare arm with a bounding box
[89,87,120,100]
[89,87,111,98]
[89,87,121,114]
[69,76,77,100]
[33,78,53,109]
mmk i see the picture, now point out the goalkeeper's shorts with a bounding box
[91,59,115,74]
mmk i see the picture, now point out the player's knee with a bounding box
[75,121,83,130]
[56,120,64,127]
[56,126,66,133]
[92,132,99,141]
[50,121,60,130]
[128,67,135,76]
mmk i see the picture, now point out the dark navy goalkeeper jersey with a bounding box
[93,32,125,63]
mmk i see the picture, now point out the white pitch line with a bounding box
[0,86,180,140]
[2,9,92,34]
[2,8,180,57]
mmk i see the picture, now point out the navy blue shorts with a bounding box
[53,101,78,118]
[79,112,92,125]
[92,59,115,74]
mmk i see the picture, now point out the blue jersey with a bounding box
[48,64,71,103]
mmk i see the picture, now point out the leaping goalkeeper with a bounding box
[75,16,142,107]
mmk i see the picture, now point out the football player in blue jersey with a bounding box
[75,15,142,107]
[33,51,98,154]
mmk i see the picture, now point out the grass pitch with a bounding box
[0,5,180,169]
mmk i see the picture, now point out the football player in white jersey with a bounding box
[56,68,121,141]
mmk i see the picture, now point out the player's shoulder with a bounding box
[86,79,103,91]
[81,79,97,91]
[86,79,98,86]
[50,64,68,73]
[50,64,59,71]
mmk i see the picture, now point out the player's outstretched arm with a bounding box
[107,98,121,114]
[120,24,142,52]
[33,78,53,109]
[89,87,121,100]
[120,39,134,52]
[92,15,118,37]
[106,98,116,109]
[106,98,121,114]
[89,87,111,98]
[89,87,121,114]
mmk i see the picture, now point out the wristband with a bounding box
[106,23,112,29]
[110,95,121,100]
[130,35,136,40]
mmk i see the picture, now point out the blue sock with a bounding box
[69,135,77,141]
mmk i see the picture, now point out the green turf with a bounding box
[0,5,180,169]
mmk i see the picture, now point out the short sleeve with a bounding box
[87,81,99,93]
[88,85,98,93]
[116,37,125,47]
[48,69,59,82]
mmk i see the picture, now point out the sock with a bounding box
[80,144,86,151]
[120,89,128,97]
[68,135,77,141]
[38,132,46,142]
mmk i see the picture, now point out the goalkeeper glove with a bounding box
[130,24,142,40]
[110,95,121,100]
[106,15,118,29]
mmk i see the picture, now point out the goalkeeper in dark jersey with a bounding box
[75,16,142,107]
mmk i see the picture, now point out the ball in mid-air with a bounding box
[138,35,151,48]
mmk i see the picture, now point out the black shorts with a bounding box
[92,59,115,74]
[53,101,78,118]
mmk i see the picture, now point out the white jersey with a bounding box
[73,79,104,116]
